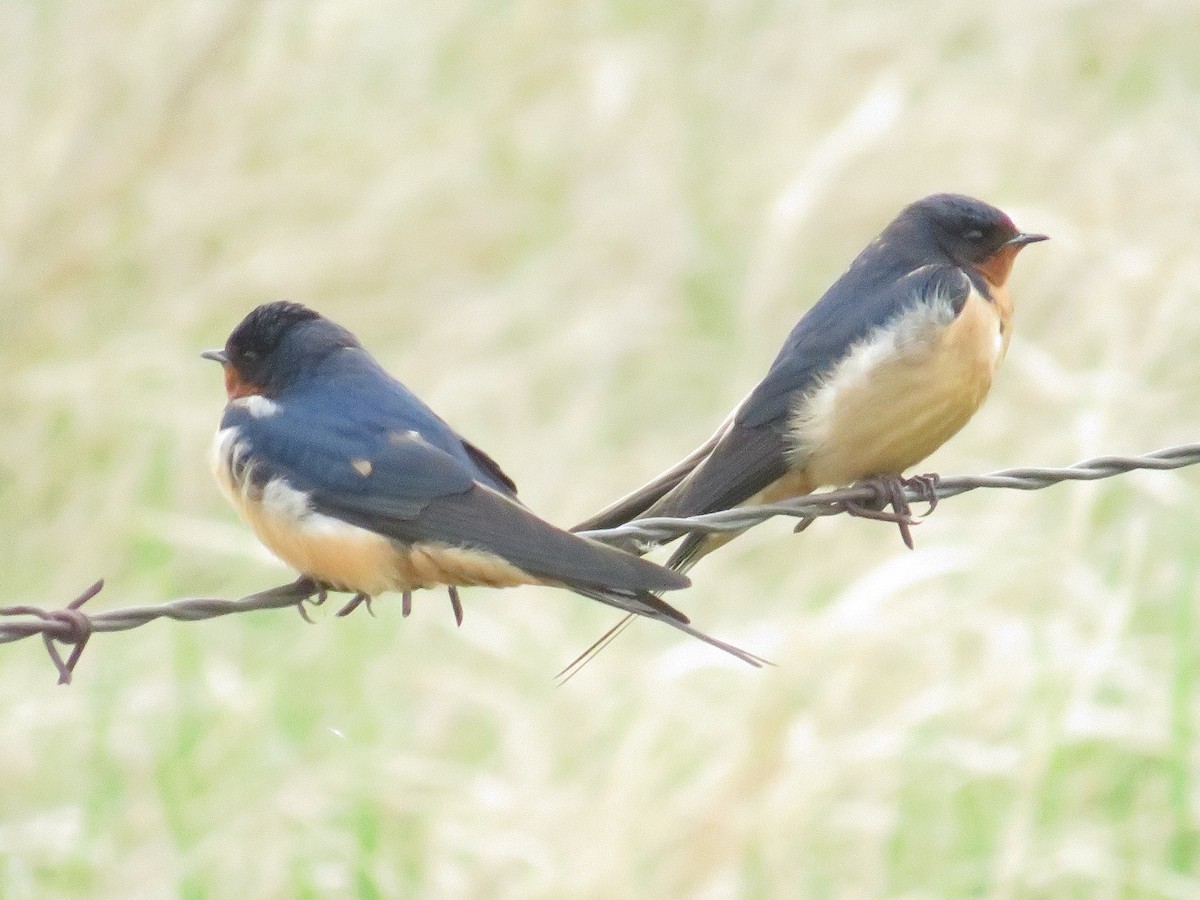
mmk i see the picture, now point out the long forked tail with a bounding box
[556,612,638,684]
[557,532,770,683]
[557,585,769,685]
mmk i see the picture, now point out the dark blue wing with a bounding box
[737,263,969,428]
[281,347,519,497]
[630,263,971,526]
[222,398,476,519]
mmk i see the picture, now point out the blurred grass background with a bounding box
[2,0,1200,896]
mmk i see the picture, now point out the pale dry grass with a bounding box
[2,1,1200,897]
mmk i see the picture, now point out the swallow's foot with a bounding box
[335,592,375,617]
[401,591,413,617]
[839,474,924,549]
[904,472,941,517]
[293,578,330,623]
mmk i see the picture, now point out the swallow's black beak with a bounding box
[201,349,229,364]
[1005,232,1049,247]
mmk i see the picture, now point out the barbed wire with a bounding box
[0,578,325,684]
[575,443,1200,546]
[3,443,1198,684]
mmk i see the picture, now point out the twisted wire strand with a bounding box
[575,443,1200,546]
[3,443,1198,683]
[0,580,320,683]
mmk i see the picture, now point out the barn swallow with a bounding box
[575,193,1047,565]
[203,301,762,666]
[559,193,1046,677]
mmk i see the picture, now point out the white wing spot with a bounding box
[351,458,372,477]
[388,429,426,446]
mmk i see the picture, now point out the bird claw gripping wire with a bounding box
[835,473,942,550]
[291,580,388,621]
[335,592,375,617]
[295,580,330,623]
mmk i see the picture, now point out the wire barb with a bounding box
[0,579,105,684]
[1,444,1198,684]
[0,577,323,683]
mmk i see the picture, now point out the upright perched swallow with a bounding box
[575,193,1047,569]
[204,301,761,665]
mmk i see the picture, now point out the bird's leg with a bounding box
[401,591,413,617]
[294,577,329,623]
[905,472,941,517]
[836,472,943,548]
[335,592,375,617]
[837,474,922,549]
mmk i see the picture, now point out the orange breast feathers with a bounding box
[210,427,540,595]
[788,282,1012,488]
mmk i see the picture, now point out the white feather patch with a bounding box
[789,290,958,462]
[231,395,280,418]
[786,280,1006,486]
[260,476,311,521]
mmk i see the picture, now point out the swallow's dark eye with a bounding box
[241,349,260,363]
[964,228,984,241]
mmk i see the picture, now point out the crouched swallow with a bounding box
[203,301,761,666]
[575,193,1048,569]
